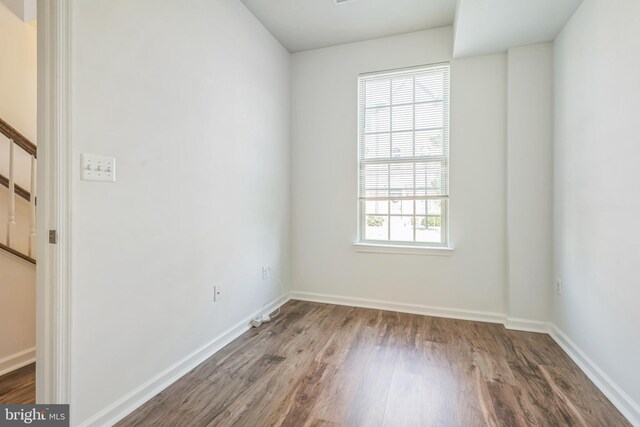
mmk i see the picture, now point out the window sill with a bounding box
[353,243,454,256]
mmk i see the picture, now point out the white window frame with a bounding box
[356,63,451,250]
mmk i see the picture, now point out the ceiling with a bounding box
[241,0,584,56]
[240,0,457,53]
[0,0,36,22]
[454,0,583,58]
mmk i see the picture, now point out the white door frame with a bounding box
[36,0,72,405]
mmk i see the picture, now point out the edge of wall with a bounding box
[78,295,291,427]
[549,324,640,427]
[0,347,36,377]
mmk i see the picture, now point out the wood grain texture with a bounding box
[0,241,36,264]
[0,174,31,202]
[0,363,35,404]
[118,301,630,427]
[0,117,37,158]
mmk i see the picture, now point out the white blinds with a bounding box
[358,64,450,246]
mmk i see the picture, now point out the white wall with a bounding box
[0,1,36,189]
[290,28,508,315]
[506,43,553,324]
[0,251,35,372]
[0,1,36,140]
[554,0,640,420]
[70,0,290,424]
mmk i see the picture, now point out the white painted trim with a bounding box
[36,0,73,405]
[549,324,640,427]
[0,246,37,269]
[353,243,454,256]
[70,292,638,427]
[0,347,36,377]
[77,295,291,427]
[289,291,505,324]
[504,317,550,333]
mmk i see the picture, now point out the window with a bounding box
[358,64,450,247]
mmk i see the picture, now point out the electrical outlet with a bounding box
[214,285,222,301]
[555,279,562,296]
[262,267,269,280]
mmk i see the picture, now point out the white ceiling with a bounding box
[454,0,583,58]
[0,0,36,22]
[240,0,457,53]
[241,0,584,56]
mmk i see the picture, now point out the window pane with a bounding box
[415,102,443,129]
[392,76,414,104]
[365,200,389,215]
[365,106,390,133]
[427,199,442,215]
[392,105,413,131]
[366,79,390,107]
[364,133,390,159]
[427,162,444,195]
[391,132,413,158]
[390,216,414,242]
[364,189,389,198]
[402,200,414,214]
[389,199,414,215]
[363,163,389,195]
[415,129,444,157]
[415,215,442,244]
[416,162,445,196]
[416,200,426,215]
[415,72,443,102]
[416,199,444,244]
[390,163,414,195]
[365,215,388,241]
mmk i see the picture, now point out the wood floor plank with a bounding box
[118,301,632,427]
[422,341,461,427]
[301,307,383,426]
[0,363,36,404]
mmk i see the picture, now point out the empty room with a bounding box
[0,0,638,426]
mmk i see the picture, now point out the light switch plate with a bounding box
[81,153,116,182]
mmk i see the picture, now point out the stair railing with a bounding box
[0,117,37,264]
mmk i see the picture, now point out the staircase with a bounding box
[0,117,36,264]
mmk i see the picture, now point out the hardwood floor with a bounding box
[119,300,630,427]
[0,363,36,404]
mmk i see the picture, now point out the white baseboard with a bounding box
[78,295,290,427]
[549,324,640,427]
[0,347,36,377]
[289,291,506,324]
[76,292,638,427]
[504,317,550,333]
[290,291,638,426]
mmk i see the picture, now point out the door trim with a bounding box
[36,0,72,406]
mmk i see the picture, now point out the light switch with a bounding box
[81,153,116,182]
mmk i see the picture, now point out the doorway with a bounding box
[1,0,70,407]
